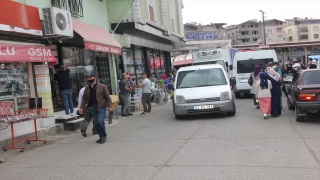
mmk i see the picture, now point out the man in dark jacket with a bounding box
[79,74,112,144]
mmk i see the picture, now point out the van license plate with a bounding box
[194,105,214,110]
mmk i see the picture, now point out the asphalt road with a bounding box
[0,96,320,180]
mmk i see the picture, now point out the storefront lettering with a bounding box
[96,45,109,52]
[111,48,119,53]
[0,46,15,55]
[28,48,52,56]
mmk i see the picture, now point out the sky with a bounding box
[182,0,320,25]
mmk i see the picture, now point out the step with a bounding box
[64,118,84,131]
[55,115,79,124]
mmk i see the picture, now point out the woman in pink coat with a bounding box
[255,72,273,119]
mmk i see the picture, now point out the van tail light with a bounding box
[298,94,317,101]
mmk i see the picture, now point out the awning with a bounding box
[72,21,122,55]
[0,44,57,63]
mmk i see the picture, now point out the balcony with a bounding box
[51,0,83,17]
[237,34,260,39]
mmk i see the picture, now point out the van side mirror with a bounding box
[229,65,233,70]
[230,78,236,86]
[168,83,175,90]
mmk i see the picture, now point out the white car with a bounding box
[170,64,236,119]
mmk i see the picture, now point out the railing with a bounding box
[51,0,83,17]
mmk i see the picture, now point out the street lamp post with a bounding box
[259,10,266,45]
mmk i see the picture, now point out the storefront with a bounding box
[111,22,183,83]
[52,21,122,110]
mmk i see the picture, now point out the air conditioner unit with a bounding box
[43,7,73,38]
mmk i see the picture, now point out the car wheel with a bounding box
[175,115,183,119]
[295,105,305,122]
[287,98,295,110]
[227,100,236,116]
[234,92,240,99]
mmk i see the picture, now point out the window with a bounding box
[252,31,259,34]
[177,68,227,89]
[314,34,319,39]
[288,29,292,34]
[277,35,284,41]
[276,28,282,33]
[172,20,175,32]
[267,36,274,41]
[300,71,320,85]
[289,36,293,41]
[299,35,308,40]
[51,0,83,17]
[250,25,253,27]
[267,29,273,33]
[149,0,156,22]
[242,25,245,28]
[237,58,274,74]
[299,27,308,32]
[149,6,155,22]
[314,26,319,31]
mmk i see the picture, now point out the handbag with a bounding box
[248,76,253,86]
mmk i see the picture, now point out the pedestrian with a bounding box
[119,73,133,117]
[297,59,307,69]
[265,67,281,117]
[79,74,113,144]
[53,64,74,117]
[136,72,152,115]
[78,80,97,137]
[255,72,272,119]
[249,65,261,109]
[309,60,318,69]
[285,63,296,74]
[128,75,136,97]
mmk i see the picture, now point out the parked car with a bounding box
[169,64,236,119]
[287,69,320,122]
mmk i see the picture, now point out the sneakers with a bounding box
[140,112,149,115]
[70,113,75,116]
[263,114,268,119]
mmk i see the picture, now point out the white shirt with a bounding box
[142,78,151,93]
[78,87,86,107]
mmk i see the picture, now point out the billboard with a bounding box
[185,31,219,41]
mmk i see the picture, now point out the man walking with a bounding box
[53,64,74,117]
[79,74,112,144]
[137,73,151,115]
[78,82,97,137]
[119,73,133,117]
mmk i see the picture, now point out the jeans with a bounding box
[142,93,152,112]
[91,104,107,138]
[120,94,130,115]
[59,89,74,115]
[81,107,97,133]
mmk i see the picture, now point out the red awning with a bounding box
[72,21,122,55]
[0,44,57,63]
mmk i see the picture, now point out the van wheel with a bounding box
[287,98,295,110]
[234,92,240,99]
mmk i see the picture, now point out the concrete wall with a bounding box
[15,0,110,30]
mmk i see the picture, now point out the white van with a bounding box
[170,64,236,119]
[230,50,278,98]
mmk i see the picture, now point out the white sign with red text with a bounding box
[0,102,14,115]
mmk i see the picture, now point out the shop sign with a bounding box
[0,0,42,36]
[311,46,320,53]
[0,44,57,63]
[0,102,13,115]
[185,31,219,41]
[34,65,54,117]
[84,42,122,55]
[259,45,269,49]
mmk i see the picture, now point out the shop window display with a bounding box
[134,47,146,83]
[0,62,30,111]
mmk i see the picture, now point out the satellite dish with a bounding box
[257,39,262,44]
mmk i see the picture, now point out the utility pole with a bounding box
[260,10,266,45]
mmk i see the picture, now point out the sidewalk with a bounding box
[0,102,168,163]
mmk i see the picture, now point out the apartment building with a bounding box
[265,19,286,44]
[180,22,231,53]
[226,20,264,45]
[282,18,320,42]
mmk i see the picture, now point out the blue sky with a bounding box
[182,0,320,25]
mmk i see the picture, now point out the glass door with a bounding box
[134,47,146,84]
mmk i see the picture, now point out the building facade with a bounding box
[282,18,320,43]
[265,19,285,44]
[107,0,185,82]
